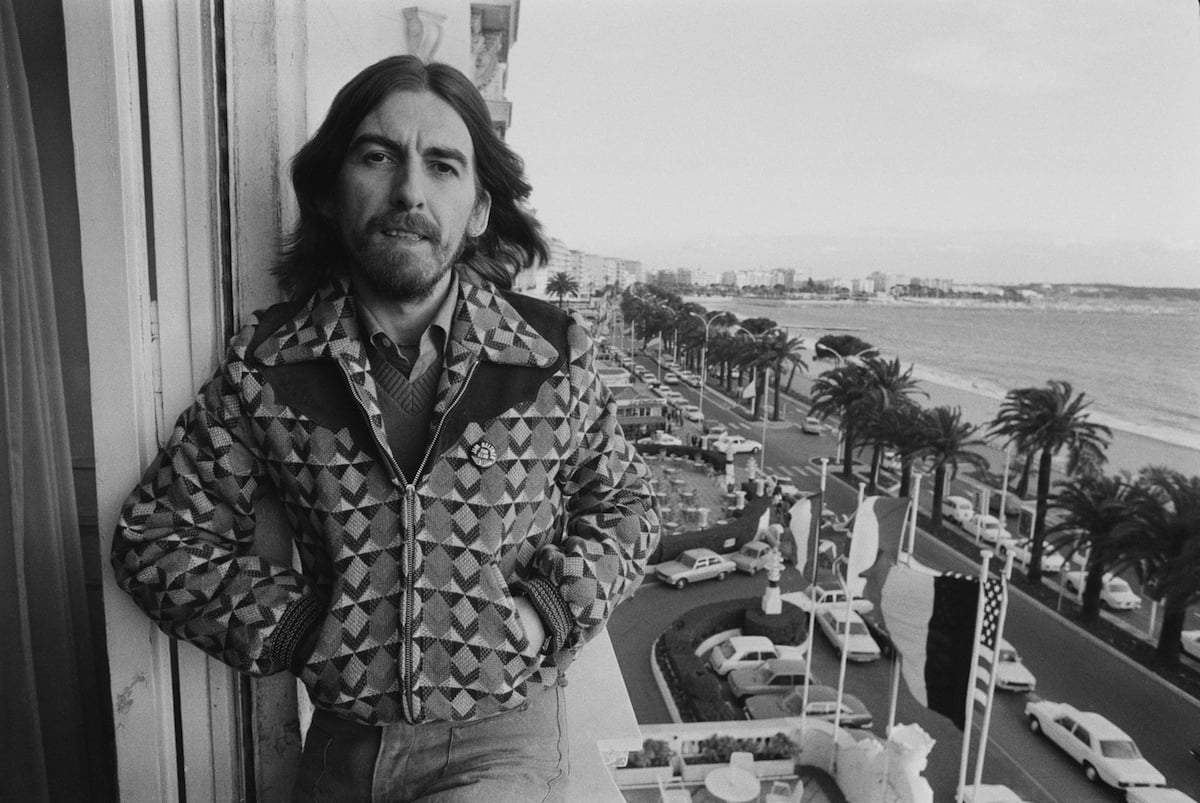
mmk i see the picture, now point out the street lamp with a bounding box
[687,311,727,420]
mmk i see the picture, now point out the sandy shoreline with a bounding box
[786,372,1200,478]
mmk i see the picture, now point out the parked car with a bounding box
[655,548,736,589]
[801,416,823,435]
[731,541,776,575]
[998,538,1066,573]
[682,404,703,423]
[988,489,1026,518]
[960,785,1026,803]
[637,431,682,447]
[662,372,680,385]
[744,686,873,728]
[1063,571,1143,611]
[702,421,727,438]
[786,583,873,614]
[727,659,817,699]
[815,607,882,662]
[941,495,975,526]
[1024,699,1166,788]
[1125,787,1200,803]
[708,635,804,676]
[711,434,762,455]
[682,373,702,388]
[994,639,1037,693]
[968,513,1015,545]
[1181,630,1200,661]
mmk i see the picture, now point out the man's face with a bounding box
[332,90,491,301]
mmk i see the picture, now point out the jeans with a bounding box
[292,683,569,803]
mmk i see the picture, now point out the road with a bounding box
[610,356,1200,800]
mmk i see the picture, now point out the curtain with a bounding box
[1,1,100,799]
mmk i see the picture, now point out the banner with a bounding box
[845,495,911,600]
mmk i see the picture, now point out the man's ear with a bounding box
[468,190,492,237]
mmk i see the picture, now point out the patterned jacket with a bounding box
[112,277,659,725]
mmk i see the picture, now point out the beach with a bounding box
[784,370,1200,479]
[681,294,1200,480]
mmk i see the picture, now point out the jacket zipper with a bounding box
[340,356,480,723]
[402,359,479,720]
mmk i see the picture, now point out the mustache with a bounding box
[368,212,440,240]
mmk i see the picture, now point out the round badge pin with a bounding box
[469,440,498,468]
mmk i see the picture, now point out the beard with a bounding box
[345,211,467,303]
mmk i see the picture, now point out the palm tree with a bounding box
[546,272,579,309]
[990,381,1113,583]
[921,406,989,530]
[1046,472,1139,622]
[855,357,926,488]
[758,331,809,421]
[866,401,930,496]
[1114,468,1200,663]
[810,362,873,480]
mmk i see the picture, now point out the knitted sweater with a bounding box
[112,277,660,725]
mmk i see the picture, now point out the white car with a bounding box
[682,373,702,388]
[682,404,703,423]
[712,434,762,455]
[707,635,805,676]
[1182,630,1200,661]
[998,538,1066,573]
[662,372,680,385]
[969,513,1015,545]
[655,548,736,589]
[730,541,775,575]
[801,416,822,435]
[994,639,1037,693]
[815,607,882,662]
[942,495,975,526]
[1125,788,1200,803]
[1063,571,1143,611]
[637,431,682,447]
[1024,699,1166,788]
[784,583,873,615]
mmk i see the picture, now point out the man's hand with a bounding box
[513,595,547,658]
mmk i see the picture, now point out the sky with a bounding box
[504,1,1200,287]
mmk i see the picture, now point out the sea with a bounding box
[684,296,1200,476]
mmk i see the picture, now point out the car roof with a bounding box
[682,548,719,558]
[821,606,861,623]
[760,659,808,673]
[726,635,775,649]
[1072,710,1132,739]
[945,495,971,504]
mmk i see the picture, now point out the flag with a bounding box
[845,495,911,601]
[788,495,820,573]
[755,507,771,540]
[971,576,1006,709]
[740,381,757,400]
[879,565,1004,729]
[646,336,664,351]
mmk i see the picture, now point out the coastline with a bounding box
[787,370,1200,478]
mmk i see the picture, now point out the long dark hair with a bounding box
[275,56,548,297]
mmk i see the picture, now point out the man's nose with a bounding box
[390,162,426,209]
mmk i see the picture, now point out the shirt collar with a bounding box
[357,273,460,350]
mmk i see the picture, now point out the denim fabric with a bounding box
[292,683,569,803]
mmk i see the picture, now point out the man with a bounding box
[112,56,659,802]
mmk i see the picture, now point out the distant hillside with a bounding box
[1020,284,1200,303]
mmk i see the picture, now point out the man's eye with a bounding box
[431,162,459,177]
[364,151,393,165]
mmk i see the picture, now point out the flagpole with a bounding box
[760,368,770,470]
[831,557,854,772]
[800,460,828,740]
[956,550,994,803]
[998,445,1012,522]
[971,552,1014,792]
[885,491,916,737]
[906,473,922,558]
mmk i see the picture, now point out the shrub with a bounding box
[626,738,674,768]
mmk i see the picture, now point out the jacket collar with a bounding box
[252,275,559,370]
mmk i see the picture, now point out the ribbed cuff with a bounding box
[270,596,324,674]
[516,577,574,656]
